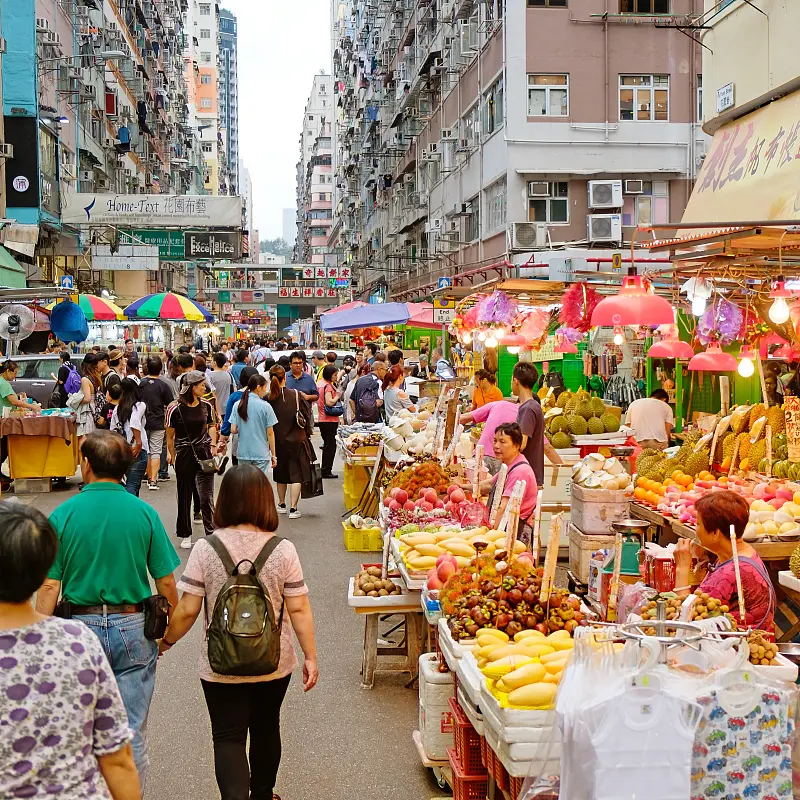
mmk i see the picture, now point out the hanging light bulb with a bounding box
[737,344,756,377]
[769,277,793,324]
[485,335,498,348]
[691,295,707,317]
[495,328,505,340]
[477,330,487,342]
[503,334,526,355]
[461,331,472,345]
[613,326,625,346]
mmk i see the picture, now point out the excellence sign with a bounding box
[184,231,241,260]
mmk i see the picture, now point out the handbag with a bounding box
[177,405,225,475]
[142,594,170,640]
[301,440,324,499]
[293,389,308,429]
[323,383,344,417]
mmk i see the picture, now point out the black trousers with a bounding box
[175,448,214,538]
[318,421,338,475]
[201,675,291,800]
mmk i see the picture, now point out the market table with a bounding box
[628,502,673,544]
[1,415,79,489]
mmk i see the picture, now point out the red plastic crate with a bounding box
[448,748,489,800]
[509,776,524,800]
[486,743,509,793]
[480,734,489,769]
[448,697,485,776]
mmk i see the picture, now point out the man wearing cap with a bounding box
[312,350,327,381]
[98,349,123,393]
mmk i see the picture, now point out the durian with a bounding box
[587,417,605,435]
[749,439,767,467]
[590,397,606,416]
[767,405,786,434]
[576,400,594,420]
[567,415,588,435]
[735,431,751,460]
[748,403,766,430]
[639,448,659,459]
[564,397,579,416]
[549,415,569,434]
[551,431,571,449]
[791,544,800,578]
[601,413,620,433]
[684,448,710,478]
[730,406,752,435]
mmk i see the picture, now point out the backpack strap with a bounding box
[252,535,283,574]
[205,534,237,576]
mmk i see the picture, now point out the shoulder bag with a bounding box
[323,383,344,417]
[293,388,308,429]
[300,439,324,499]
[178,404,226,475]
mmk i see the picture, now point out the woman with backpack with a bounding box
[159,464,318,800]
[316,364,342,480]
[69,353,101,446]
[266,365,312,519]
[110,378,149,496]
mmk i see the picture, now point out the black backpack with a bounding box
[205,534,284,677]
[356,376,381,423]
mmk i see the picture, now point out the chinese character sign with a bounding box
[785,396,800,463]
[279,287,289,298]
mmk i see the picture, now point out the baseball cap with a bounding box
[313,350,325,360]
[179,369,206,394]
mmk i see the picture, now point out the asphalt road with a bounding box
[27,443,437,800]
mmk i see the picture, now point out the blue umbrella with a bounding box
[49,299,89,343]
[320,302,411,332]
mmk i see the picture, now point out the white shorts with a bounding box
[147,429,166,460]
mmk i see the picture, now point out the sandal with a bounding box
[272,795,281,800]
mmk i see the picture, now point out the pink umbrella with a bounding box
[321,300,368,317]
[405,302,440,330]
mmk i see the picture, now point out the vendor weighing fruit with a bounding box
[673,491,775,633]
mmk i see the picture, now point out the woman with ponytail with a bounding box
[228,373,278,476]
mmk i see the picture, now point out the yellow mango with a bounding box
[550,639,575,652]
[406,556,438,571]
[542,671,562,684]
[544,659,569,674]
[454,556,473,569]
[487,644,527,662]
[476,642,506,659]
[412,543,444,557]
[514,630,546,642]
[547,630,572,641]
[541,650,571,665]
[508,682,558,709]
[502,663,547,691]
[512,540,528,554]
[440,539,476,557]
[489,654,535,669]
[476,628,509,643]
[398,533,437,547]
[495,679,511,693]
[518,643,556,659]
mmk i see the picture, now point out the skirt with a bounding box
[273,440,308,485]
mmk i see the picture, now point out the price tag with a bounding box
[765,423,772,477]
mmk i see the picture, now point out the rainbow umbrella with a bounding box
[46,294,125,321]
[123,292,213,322]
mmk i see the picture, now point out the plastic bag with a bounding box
[615,581,651,623]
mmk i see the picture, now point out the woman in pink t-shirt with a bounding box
[462,400,519,473]
[160,465,318,800]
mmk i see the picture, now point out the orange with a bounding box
[656,485,666,496]
[637,477,647,488]
[672,470,684,480]
[718,476,728,484]
[687,483,695,490]
[680,474,693,487]
[634,487,647,501]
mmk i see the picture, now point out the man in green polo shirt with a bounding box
[37,431,180,791]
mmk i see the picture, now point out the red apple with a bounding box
[424,488,438,504]
[450,488,466,504]
[390,487,400,499]
[383,496,393,508]
[437,560,457,582]
[447,485,458,496]
[389,499,402,511]
[427,568,443,590]
[395,488,408,505]
[403,501,416,512]
[419,501,434,512]
[418,487,430,499]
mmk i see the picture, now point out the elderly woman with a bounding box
[674,492,775,633]
[0,502,138,799]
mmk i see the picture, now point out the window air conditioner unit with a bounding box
[0,143,13,159]
[587,214,622,243]
[432,57,445,71]
[440,128,455,140]
[429,217,443,231]
[403,173,414,184]
[588,179,623,209]
[36,17,50,32]
[80,170,94,182]
[624,179,644,194]
[428,142,440,157]
[420,146,431,161]
[510,222,547,250]
[456,139,470,152]
[45,31,61,46]
[527,181,550,198]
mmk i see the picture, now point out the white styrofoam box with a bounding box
[754,652,799,683]
[779,569,800,593]
[437,617,474,667]
[482,693,557,745]
[568,523,616,584]
[479,679,558,729]
[457,687,484,736]
[418,654,454,761]
[484,714,561,779]
[569,482,631,535]
[455,651,484,709]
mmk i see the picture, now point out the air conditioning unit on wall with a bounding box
[509,222,547,250]
[587,214,622,243]
[588,180,622,209]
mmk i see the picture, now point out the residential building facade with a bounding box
[218,7,239,195]
[330,0,706,302]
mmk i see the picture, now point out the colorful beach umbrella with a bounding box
[123,292,213,322]
[46,294,126,321]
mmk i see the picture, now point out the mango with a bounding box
[541,650,571,665]
[519,643,556,658]
[476,628,509,643]
[550,639,575,652]
[542,671,562,684]
[514,630,546,642]
[544,659,568,674]
[547,630,572,641]
[508,682,557,709]
[502,662,547,691]
[487,644,526,661]
[440,539,476,557]
[406,555,438,571]
[489,654,535,669]
[476,642,506,660]
[413,543,444,557]
[399,533,437,547]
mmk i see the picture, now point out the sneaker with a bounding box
[180,537,192,550]
[289,508,302,519]
[322,472,339,479]
[277,504,287,515]
[157,474,170,482]
[147,481,159,491]
[193,512,202,524]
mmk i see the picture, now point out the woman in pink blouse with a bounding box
[160,465,318,800]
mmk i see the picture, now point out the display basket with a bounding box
[342,522,382,552]
[448,697,485,776]
[447,748,489,800]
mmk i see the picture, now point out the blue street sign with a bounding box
[60,275,74,290]
[438,277,452,289]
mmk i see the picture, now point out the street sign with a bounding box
[717,83,735,113]
[60,275,74,290]
[438,277,452,289]
[433,298,455,324]
[611,252,622,271]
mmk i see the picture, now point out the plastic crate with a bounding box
[448,748,489,800]
[509,776,524,800]
[486,740,509,793]
[448,697,485,777]
[342,522,382,552]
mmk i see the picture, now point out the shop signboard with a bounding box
[433,298,455,324]
[785,395,800,462]
[184,230,241,260]
[90,244,159,271]
[62,193,243,227]
[121,229,185,260]
[39,127,59,217]
[716,83,735,113]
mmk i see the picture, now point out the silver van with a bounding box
[10,354,85,406]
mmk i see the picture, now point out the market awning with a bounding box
[0,246,27,289]
[320,300,368,317]
[682,89,800,225]
[320,302,411,332]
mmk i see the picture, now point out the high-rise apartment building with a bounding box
[283,208,296,249]
[330,1,706,302]
[295,73,333,265]
[218,8,239,196]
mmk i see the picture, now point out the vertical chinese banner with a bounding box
[785,395,800,462]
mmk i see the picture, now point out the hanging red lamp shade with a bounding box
[502,333,527,354]
[688,342,738,372]
[590,275,675,327]
[555,338,578,354]
[773,343,800,361]
[647,338,695,359]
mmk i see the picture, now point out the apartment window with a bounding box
[200,98,212,109]
[320,84,327,94]
[527,75,568,117]
[619,75,669,121]
[200,28,211,38]
[485,179,507,234]
[200,74,211,85]
[465,199,480,242]
[199,3,211,13]
[483,77,504,135]
[200,51,211,62]
[697,75,703,121]
[201,142,213,153]
[527,0,567,6]
[462,104,480,147]
[528,182,569,223]
[619,0,669,11]
[622,181,669,226]
[308,115,314,121]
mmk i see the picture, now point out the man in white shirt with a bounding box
[625,388,674,450]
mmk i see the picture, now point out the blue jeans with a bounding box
[76,612,158,792]
[125,449,148,496]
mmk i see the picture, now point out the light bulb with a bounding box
[462,333,471,345]
[477,331,486,342]
[613,326,625,346]
[769,297,791,324]
[495,328,505,340]
[507,346,520,354]
[691,296,707,316]
[737,356,755,377]
[485,335,498,348]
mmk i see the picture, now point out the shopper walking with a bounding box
[125,355,141,384]
[0,501,140,800]
[317,364,342,479]
[228,374,278,475]
[219,366,259,467]
[285,351,319,404]
[267,365,312,519]
[140,356,175,490]
[230,349,249,386]
[51,349,79,408]
[165,370,219,548]
[159,465,318,800]
[36,431,180,791]
[381,363,415,418]
[70,353,100,447]
[349,360,387,423]
[110,378,149,496]
[208,352,236,421]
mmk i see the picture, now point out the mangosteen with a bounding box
[505,621,523,638]
[465,623,479,637]
[522,587,537,606]
[525,615,538,629]
[471,608,488,626]
[513,611,526,625]
[466,596,481,609]
[507,589,523,607]
[494,613,511,629]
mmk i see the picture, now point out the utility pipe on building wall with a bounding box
[604,0,609,142]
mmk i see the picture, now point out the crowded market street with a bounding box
[26,442,434,800]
